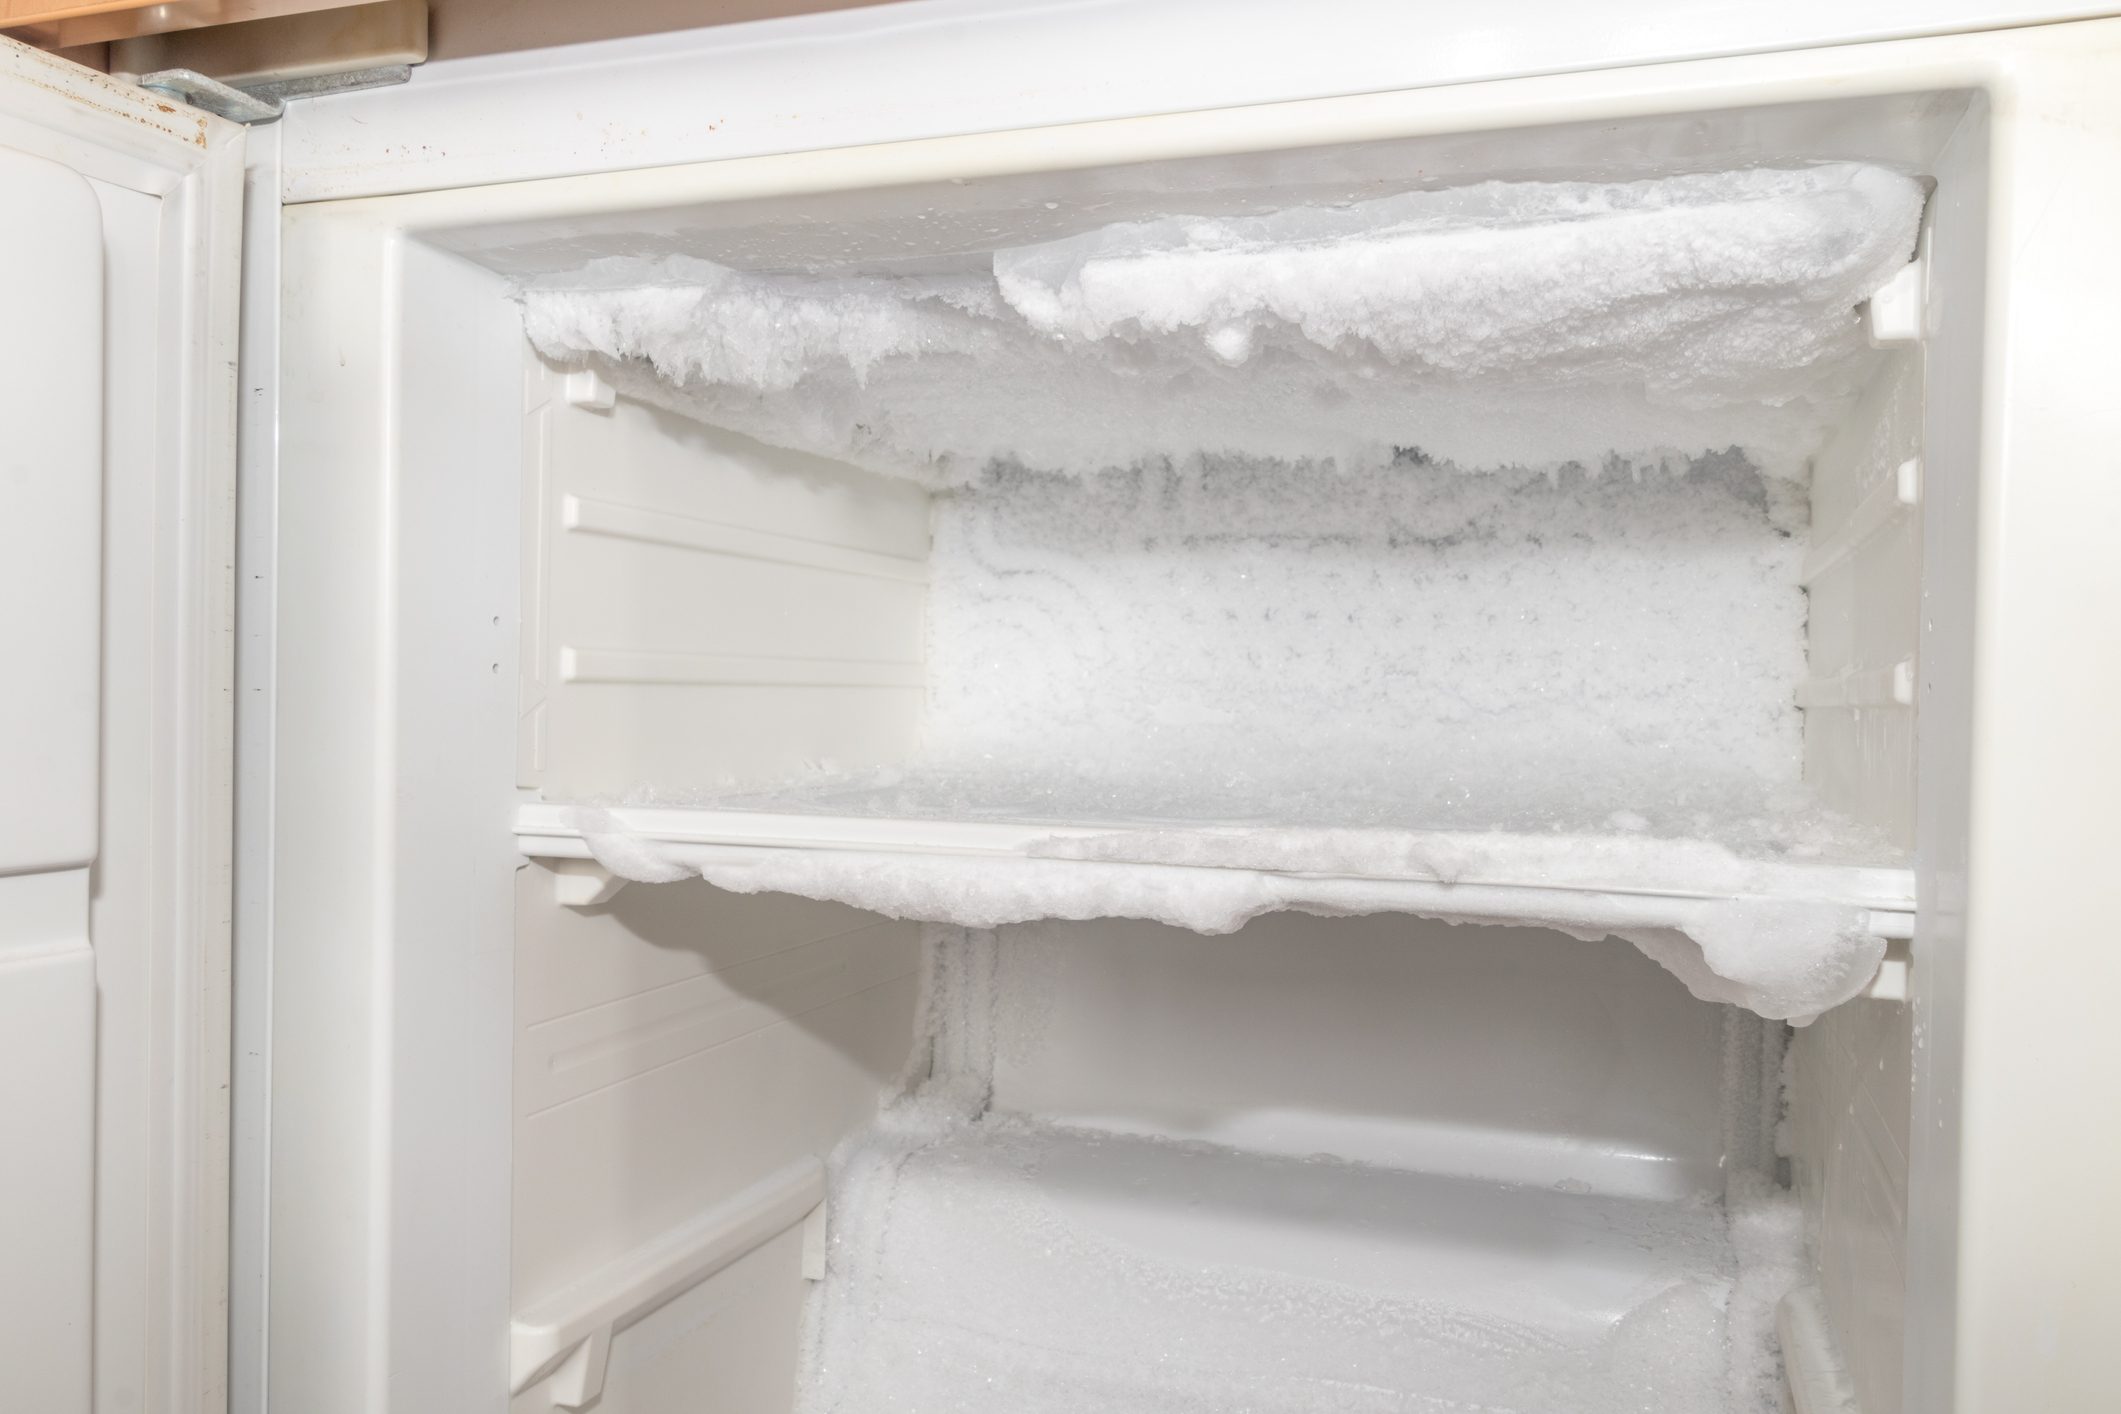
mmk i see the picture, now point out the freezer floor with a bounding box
[802,1117,1778,1413]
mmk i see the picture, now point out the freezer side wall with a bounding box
[1950,36,2121,1412]
[509,877,918,1414]
[271,226,523,1414]
[518,356,929,801]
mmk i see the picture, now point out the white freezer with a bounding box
[4,5,2121,1414]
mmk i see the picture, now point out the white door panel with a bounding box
[0,876,96,1411]
[0,36,243,1414]
[0,136,103,1414]
[0,145,100,873]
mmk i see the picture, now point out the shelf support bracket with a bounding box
[563,369,616,410]
[1858,954,1911,1003]
[543,1327,612,1411]
[1866,246,1928,346]
[547,858,626,908]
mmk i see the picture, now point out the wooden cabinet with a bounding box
[4,0,365,49]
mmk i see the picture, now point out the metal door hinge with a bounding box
[123,0,423,123]
[136,62,417,125]
[137,69,284,125]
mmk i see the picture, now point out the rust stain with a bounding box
[7,46,216,148]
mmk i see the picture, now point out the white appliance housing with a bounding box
[264,17,2121,1412]
[5,5,2121,1414]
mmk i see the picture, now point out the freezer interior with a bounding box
[367,85,1981,1414]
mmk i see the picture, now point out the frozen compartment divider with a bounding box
[508,1156,826,1412]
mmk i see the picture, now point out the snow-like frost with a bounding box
[675,454,1890,858]
[522,163,1922,483]
[915,456,1816,843]
[995,165,1914,390]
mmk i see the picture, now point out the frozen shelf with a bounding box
[512,801,1915,941]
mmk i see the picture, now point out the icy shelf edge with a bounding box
[511,802,1914,935]
[514,803,1914,1019]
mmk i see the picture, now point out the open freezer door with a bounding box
[0,36,242,1414]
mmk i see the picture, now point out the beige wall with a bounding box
[427,0,898,60]
[43,0,904,72]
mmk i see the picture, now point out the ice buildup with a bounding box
[535,162,1923,1022]
[524,163,1923,483]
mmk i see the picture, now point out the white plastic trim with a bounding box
[562,493,929,585]
[556,648,926,689]
[509,1158,827,1411]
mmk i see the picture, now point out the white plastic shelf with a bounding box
[512,801,1916,941]
[510,1158,826,1412]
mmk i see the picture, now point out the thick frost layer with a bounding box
[523,164,1922,483]
[795,924,1806,1414]
[686,455,1893,851]
[535,165,1918,1017]
[911,457,1811,840]
[996,167,1909,393]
